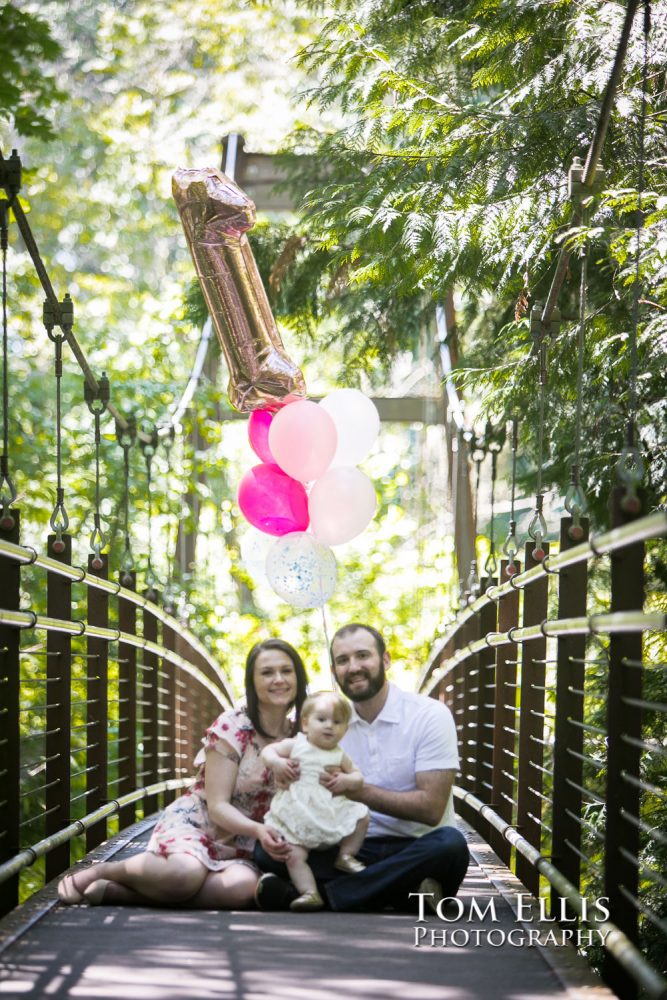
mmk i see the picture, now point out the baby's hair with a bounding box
[301,691,352,726]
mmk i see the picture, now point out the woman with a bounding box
[57,638,308,908]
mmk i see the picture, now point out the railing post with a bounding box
[476,579,498,842]
[0,511,21,916]
[142,591,160,816]
[551,516,589,917]
[161,619,177,805]
[175,632,196,776]
[602,488,644,1000]
[86,553,109,852]
[45,533,72,882]
[117,572,137,831]
[490,559,520,866]
[516,541,549,897]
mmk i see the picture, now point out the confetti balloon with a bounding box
[266,532,337,608]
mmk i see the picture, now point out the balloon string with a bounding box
[321,603,337,690]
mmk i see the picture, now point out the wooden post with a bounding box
[45,533,72,882]
[117,572,137,830]
[551,516,589,917]
[602,488,644,1000]
[490,559,520,866]
[0,511,21,915]
[516,542,549,897]
[142,592,160,816]
[86,553,109,852]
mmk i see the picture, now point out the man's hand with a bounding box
[270,757,301,789]
[320,766,363,798]
[258,825,292,861]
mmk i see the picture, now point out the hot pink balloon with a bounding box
[237,464,309,536]
[268,399,338,483]
[248,409,275,464]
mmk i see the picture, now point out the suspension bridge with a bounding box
[1,3,667,996]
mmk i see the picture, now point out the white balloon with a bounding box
[266,532,337,608]
[309,466,377,545]
[240,528,274,583]
[319,389,380,467]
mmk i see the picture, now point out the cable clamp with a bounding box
[0,150,22,197]
[588,534,606,559]
[24,546,38,565]
[73,619,87,637]
[19,610,38,630]
[507,626,521,643]
[73,565,87,583]
[540,619,555,638]
[541,555,559,576]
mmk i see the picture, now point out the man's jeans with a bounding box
[254,826,469,912]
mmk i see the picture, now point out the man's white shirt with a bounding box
[340,681,460,838]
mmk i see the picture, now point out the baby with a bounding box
[261,691,369,911]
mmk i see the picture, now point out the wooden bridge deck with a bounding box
[0,821,612,1000]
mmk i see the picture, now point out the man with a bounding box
[255,623,469,911]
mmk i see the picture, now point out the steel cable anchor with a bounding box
[85,373,111,569]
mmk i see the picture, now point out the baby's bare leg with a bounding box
[286,844,317,896]
[338,814,369,860]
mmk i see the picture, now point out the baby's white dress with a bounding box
[264,732,368,849]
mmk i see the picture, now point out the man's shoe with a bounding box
[254,873,298,911]
[419,877,444,917]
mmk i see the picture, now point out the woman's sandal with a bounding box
[57,871,87,905]
[334,854,366,874]
[290,890,324,912]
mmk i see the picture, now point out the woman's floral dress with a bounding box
[146,707,275,871]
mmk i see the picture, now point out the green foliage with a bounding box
[273,0,666,525]
[0,5,64,140]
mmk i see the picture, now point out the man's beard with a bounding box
[339,664,386,702]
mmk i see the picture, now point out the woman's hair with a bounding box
[244,638,308,738]
[301,691,352,727]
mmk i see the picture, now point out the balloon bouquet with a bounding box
[173,167,379,609]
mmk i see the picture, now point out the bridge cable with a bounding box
[616,1,650,515]
[44,295,74,552]
[0,159,18,529]
[162,426,177,614]
[140,422,159,599]
[502,417,519,577]
[565,209,589,543]
[84,373,110,569]
[484,422,504,585]
[116,415,137,584]
[527,345,548,562]
[466,428,486,600]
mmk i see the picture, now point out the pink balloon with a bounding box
[268,399,337,483]
[308,466,377,545]
[237,464,309,536]
[248,409,275,464]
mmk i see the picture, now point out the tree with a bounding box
[270,0,666,527]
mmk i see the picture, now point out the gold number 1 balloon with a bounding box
[173,166,306,412]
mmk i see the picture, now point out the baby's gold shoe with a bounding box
[334,853,366,874]
[290,890,324,912]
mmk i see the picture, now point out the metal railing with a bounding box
[0,522,232,914]
[420,497,667,1000]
